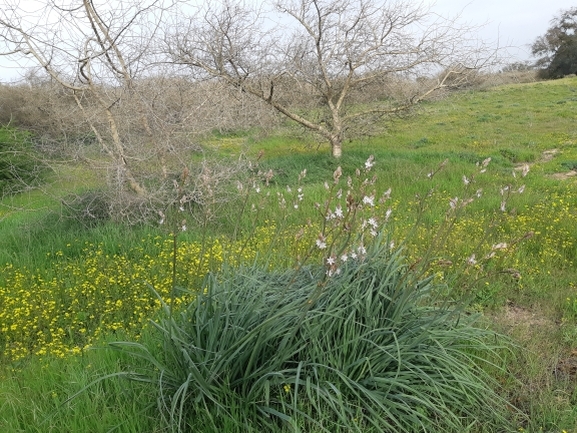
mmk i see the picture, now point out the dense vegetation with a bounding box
[0,126,46,195]
[1,76,577,432]
[532,6,577,79]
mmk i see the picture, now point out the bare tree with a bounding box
[169,0,494,158]
[0,0,178,196]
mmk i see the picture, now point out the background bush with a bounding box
[0,126,46,195]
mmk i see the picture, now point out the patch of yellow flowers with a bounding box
[0,226,294,362]
[1,185,575,363]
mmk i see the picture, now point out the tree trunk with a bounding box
[330,136,343,158]
[329,112,343,158]
[104,106,147,196]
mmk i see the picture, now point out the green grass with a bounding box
[1,76,577,432]
[0,335,162,432]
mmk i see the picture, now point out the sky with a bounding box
[0,0,575,82]
[425,0,576,61]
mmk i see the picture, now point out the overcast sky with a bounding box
[426,0,575,61]
[0,0,575,82]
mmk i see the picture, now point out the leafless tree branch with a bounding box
[170,0,496,157]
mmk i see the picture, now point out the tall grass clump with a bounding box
[108,157,515,432]
[112,237,511,432]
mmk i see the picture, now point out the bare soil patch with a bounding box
[550,170,577,180]
[515,148,577,180]
[541,149,560,162]
[496,302,554,331]
[554,351,577,380]
[487,301,557,348]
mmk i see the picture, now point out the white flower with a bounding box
[286,185,292,192]
[382,188,391,200]
[370,229,377,237]
[255,186,261,193]
[333,166,342,182]
[357,245,367,255]
[368,217,378,228]
[316,235,327,250]
[179,205,185,212]
[476,189,483,198]
[326,267,341,277]
[277,192,286,204]
[365,155,375,170]
[350,252,358,259]
[385,208,392,221]
[467,254,477,265]
[462,175,470,185]
[340,253,348,262]
[326,256,336,266]
[518,185,525,194]
[362,195,375,207]
[481,157,491,168]
[521,164,530,177]
[449,197,458,210]
[500,201,506,212]
[334,205,344,218]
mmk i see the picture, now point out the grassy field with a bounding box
[1,77,577,432]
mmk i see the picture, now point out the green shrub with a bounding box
[59,190,112,227]
[111,235,513,432]
[0,126,46,195]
